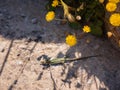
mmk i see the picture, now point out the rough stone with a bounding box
[31,18,38,24]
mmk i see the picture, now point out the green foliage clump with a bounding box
[46,0,105,36]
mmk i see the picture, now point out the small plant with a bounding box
[45,0,120,47]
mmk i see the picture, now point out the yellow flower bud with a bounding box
[83,25,91,33]
[45,11,55,22]
[106,2,117,12]
[107,32,113,38]
[66,35,77,46]
[109,13,120,26]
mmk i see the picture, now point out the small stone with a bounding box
[76,15,81,21]
[86,38,91,43]
[16,60,23,65]
[31,18,38,24]
[17,53,20,56]
[75,83,82,88]
[75,52,81,58]
[26,36,36,42]
[0,48,5,52]
[0,45,5,52]
[19,44,27,49]
[20,13,26,18]
[26,36,42,42]
[7,15,12,19]
[4,25,9,29]
[87,79,92,84]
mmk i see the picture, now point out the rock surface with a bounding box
[105,3,120,51]
[0,0,120,90]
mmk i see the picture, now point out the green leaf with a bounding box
[90,24,103,36]
[46,0,55,11]
[96,20,103,26]
[69,22,81,29]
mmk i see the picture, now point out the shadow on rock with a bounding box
[0,0,120,90]
[62,41,120,90]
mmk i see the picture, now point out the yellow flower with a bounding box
[109,0,119,3]
[106,2,117,12]
[99,0,104,3]
[52,0,59,7]
[109,13,120,26]
[45,11,55,22]
[66,35,77,46]
[83,25,91,33]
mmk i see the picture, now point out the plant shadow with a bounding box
[0,0,120,90]
[62,41,120,90]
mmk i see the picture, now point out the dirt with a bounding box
[0,0,120,90]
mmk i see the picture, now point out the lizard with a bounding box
[40,54,101,65]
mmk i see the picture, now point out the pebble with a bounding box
[16,60,23,65]
[31,18,38,24]
[75,52,81,58]
[0,44,5,52]
[20,13,26,18]
[26,36,42,42]
[87,79,92,84]
[26,36,36,42]
[7,15,13,19]
[19,44,27,49]
[0,48,5,52]
[17,53,20,56]
[4,25,10,29]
